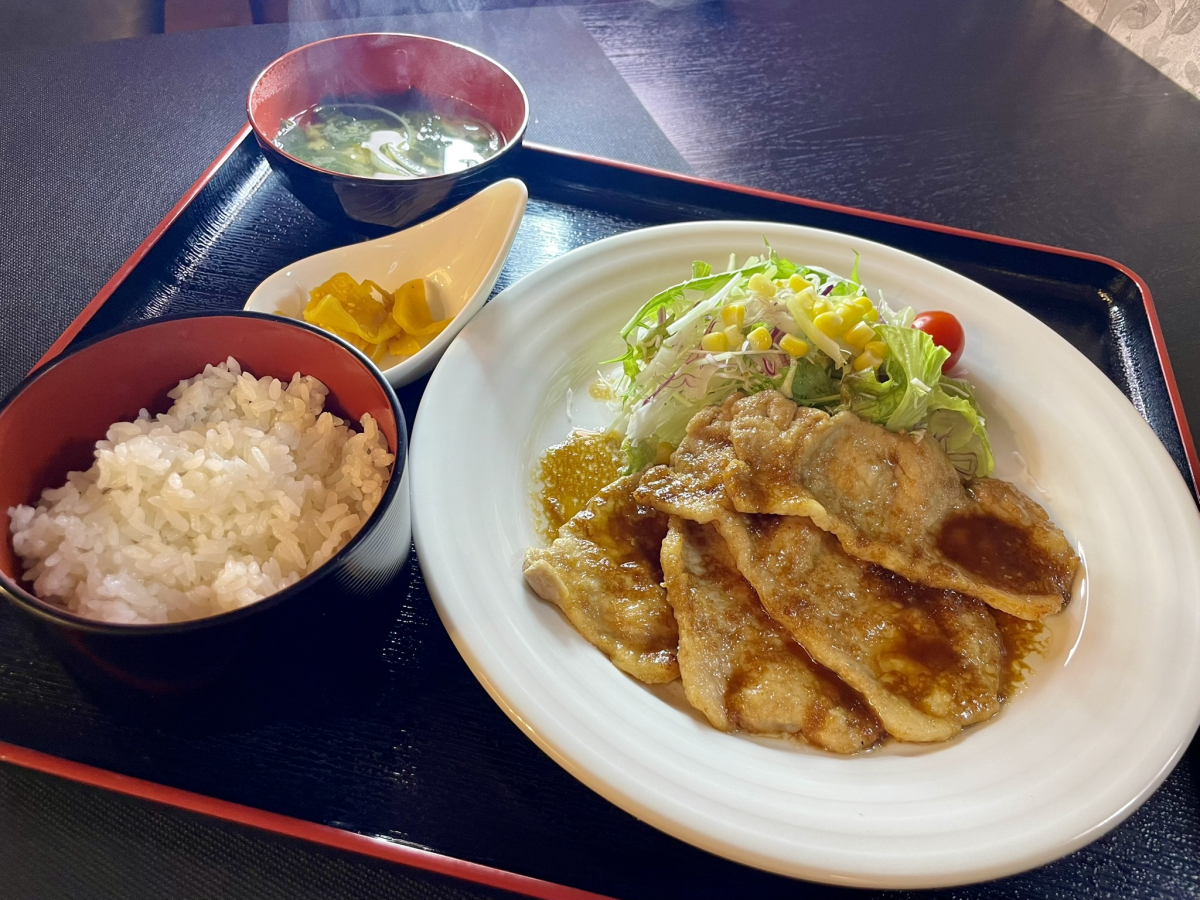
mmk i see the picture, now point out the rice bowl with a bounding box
[0,311,411,694]
[8,358,394,625]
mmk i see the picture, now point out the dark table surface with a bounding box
[2,1,1200,898]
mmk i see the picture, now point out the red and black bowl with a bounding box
[248,33,529,231]
[0,312,411,699]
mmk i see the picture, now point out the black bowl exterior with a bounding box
[255,134,524,230]
[246,33,530,230]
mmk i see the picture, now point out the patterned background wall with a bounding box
[1061,0,1200,97]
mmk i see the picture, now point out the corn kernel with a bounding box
[747,273,777,296]
[844,320,877,349]
[788,274,808,292]
[852,296,879,321]
[721,304,745,328]
[747,326,773,351]
[723,324,744,347]
[854,351,883,372]
[838,303,864,327]
[814,311,843,337]
[655,442,675,465]
[701,331,729,353]
[780,334,809,357]
[793,286,817,309]
[864,340,889,358]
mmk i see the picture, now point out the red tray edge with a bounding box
[15,128,1199,896]
[0,740,615,900]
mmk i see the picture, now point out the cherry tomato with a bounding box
[912,311,965,372]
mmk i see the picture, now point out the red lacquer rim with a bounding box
[17,131,1198,896]
[0,741,613,900]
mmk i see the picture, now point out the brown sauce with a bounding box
[870,568,964,676]
[936,514,1059,595]
[887,629,962,675]
[573,481,669,574]
[535,430,624,541]
[992,610,1048,699]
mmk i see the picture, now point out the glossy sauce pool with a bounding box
[937,514,1062,596]
[992,610,1048,699]
[534,430,624,541]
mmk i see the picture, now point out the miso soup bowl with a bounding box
[0,312,411,698]
[248,33,529,230]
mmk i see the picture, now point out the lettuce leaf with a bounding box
[843,324,993,477]
[844,324,947,429]
[622,439,658,475]
[926,378,994,479]
[768,245,797,279]
[786,356,840,407]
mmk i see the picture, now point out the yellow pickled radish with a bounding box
[302,273,450,362]
[306,294,367,337]
[387,332,422,357]
[392,278,452,337]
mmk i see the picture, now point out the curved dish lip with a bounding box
[246,32,531,186]
[0,310,408,637]
[410,217,1200,888]
[242,176,529,388]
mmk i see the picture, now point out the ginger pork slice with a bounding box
[721,391,1079,621]
[662,517,881,754]
[714,512,1005,743]
[633,398,740,522]
[523,474,678,684]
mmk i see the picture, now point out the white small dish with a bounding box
[410,219,1200,888]
[244,178,527,387]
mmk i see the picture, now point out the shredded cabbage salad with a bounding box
[604,246,994,479]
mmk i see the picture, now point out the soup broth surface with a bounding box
[276,92,501,179]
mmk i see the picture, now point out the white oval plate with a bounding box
[244,178,527,387]
[410,220,1200,888]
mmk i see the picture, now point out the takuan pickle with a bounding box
[302,272,451,363]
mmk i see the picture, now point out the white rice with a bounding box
[7,358,394,625]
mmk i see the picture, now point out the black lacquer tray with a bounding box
[3,127,1197,900]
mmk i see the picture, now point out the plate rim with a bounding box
[411,217,1200,888]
